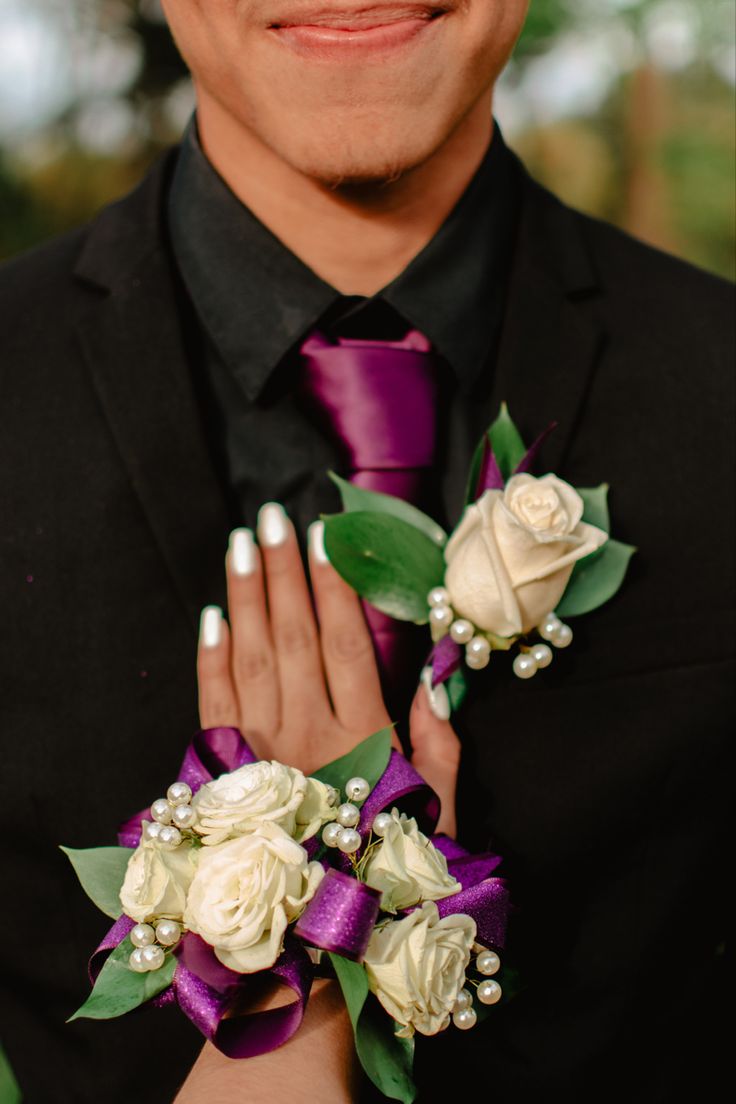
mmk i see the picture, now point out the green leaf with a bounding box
[555,538,636,619]
[68,936,175,1022]
[488,402,526,481]
[328,953,416,1104]
[445,668,468,712]
[0,1042,21,1104]
[576,484,611,534]
[322,512,445,624]
[60,846,134,920]
[329,472,447,548]
[312,728,393,794]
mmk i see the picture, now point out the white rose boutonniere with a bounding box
[362,809,460,912]
[119,831,195,923]
[444,475,607,637]
[183,822,324,973]
[364,902,476,1037]
[192,760,334,846]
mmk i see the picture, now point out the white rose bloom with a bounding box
[119,830,195,923]
[192,760,333,846]
[363,809,460,912]
[444,475,607,636]
[183,822,324,973]
[364,902,476,1037]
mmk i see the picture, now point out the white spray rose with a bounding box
[364,902,476,1037]
[444,475,607,636]
[363,809,460,912]
[192,760,334,846]
[119,829,195,923]
[183,822,324,973]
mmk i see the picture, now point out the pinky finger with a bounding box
[197,606,240,729]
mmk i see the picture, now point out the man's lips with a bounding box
[268,4,452,30]
[267,4,450,56]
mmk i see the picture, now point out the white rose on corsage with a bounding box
[364,902,476,1037]
[119,829,196,923]
[192,760,334,846]
[183,822,324,973]
[363,809,460,912]
[444,474,607,636]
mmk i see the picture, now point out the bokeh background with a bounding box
[0,0,734,278]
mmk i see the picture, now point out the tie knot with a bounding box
[298,325,438,482]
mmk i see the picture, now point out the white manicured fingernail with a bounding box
[421,666,451,721]
[200,606,223,648]
[257,502,289,547]
[229,528,256,575]
[309,520,329,565]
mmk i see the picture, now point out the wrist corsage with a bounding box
[322,403,635,712]
[63,728,510,1103]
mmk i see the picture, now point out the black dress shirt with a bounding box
[167,118,522,541]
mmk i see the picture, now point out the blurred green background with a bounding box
[0,0,734,278]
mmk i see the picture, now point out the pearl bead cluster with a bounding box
[450,948,502,1030]
[511,612,573,680]
[128,919,181,973]
[427,587,492,671]
[321,777,372,854]
[143,781,196,850]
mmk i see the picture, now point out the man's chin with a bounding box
[270,129,438,190]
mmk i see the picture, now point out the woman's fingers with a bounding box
[408,679,461,838]
[197,605,240,729]
[308,521,390,737]
[225,528,280,753]
[256,504,331,740]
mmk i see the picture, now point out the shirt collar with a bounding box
[168,116,520,401]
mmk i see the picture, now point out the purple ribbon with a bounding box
[429,635,463,688]
[294,869,381,961]
[358,749,440,836]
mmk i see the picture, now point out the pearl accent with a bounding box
[372,813,393,837]
[129,948,148,973]
[530,643,553,669]
[322,822,343,848]
[453,988,473,1012]
[449,618,474,645]
[155,920,181,947]
[551,623,573,648]
[476,950,501,976]
[538,613,561,641]
[143,821,162,842]
[427,586,450,607]
[158,825,182,851]
[477,979,502,1005]
[429,605,453,631]
[130,923,155,949]
[150,798,172,825]
[172,804,197,830]
[452,1007,477,1030]
[167,781,192,807]
[336,803,360,828]
[141,944,165,971]
[513,653,538,679]
[345,777,371,803]
[466,636,491,670]
[337,828,362,854]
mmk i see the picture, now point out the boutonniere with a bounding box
[322,404,635,713]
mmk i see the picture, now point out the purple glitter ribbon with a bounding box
[294,869,381,961]
[90,726,509,1058]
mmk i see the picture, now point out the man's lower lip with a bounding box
[269,16,443,59]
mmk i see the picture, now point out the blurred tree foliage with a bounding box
[0,0,733,278]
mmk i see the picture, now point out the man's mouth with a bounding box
[269,4,450,31]
[267,3,452,57]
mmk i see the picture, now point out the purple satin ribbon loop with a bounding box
[436,877,510,949]
[358,749,440,836]
[294,869,381,961]
[429,636,463,687]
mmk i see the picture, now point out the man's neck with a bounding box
[194,94,494,296]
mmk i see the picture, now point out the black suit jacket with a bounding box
[0,147,732,1104]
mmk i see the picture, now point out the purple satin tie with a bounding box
[299,327,438,697]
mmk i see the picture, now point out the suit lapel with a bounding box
[73,153,232,631]
[491,169,605,474]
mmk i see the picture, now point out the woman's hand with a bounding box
[196,502,461,835]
